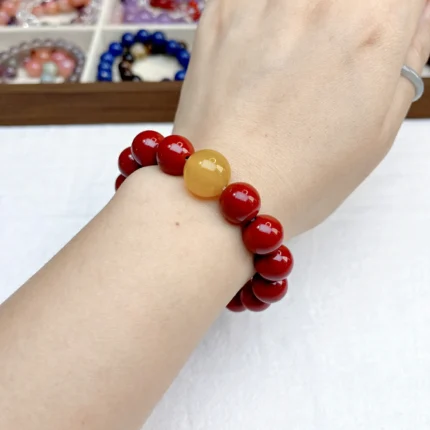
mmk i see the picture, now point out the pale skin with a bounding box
[0,1,429,429]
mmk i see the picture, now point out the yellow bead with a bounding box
[130,43,148,60]
[184,149,231,198]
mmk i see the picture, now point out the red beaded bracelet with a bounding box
[114,131,294,313]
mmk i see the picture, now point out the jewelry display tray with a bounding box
[1,1,430,126]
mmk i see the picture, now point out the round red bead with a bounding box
[219,182,261,225]
[131,130,164,167]
[254,245,294,281]
[242,215,284,254]
[118,147,140,177]
[150,0,176,10]
[226,291,246,312]
[115,174,127,191]
[240,281,270,312]
[156,135,195,176]
[251,274,288,304]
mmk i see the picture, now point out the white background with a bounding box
[1,121,430,430]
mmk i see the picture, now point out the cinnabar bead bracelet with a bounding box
[219,182,261,224]
[131,130,164,166]
[254,245,293,281]
[240,281,270,312]
[251,274,288,303]
[157,135,195,176]
[118,147,140,177]
[114,130,294,313]
[242,214,284,254]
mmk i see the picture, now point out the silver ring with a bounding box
[401,65,424,102]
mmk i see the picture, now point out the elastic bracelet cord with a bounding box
[113,131,294,313]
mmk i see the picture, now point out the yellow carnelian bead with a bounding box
[184,149,231,198]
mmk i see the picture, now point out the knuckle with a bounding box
[352,3,401,53]
[355,14,391,51]
[305,0,335,24]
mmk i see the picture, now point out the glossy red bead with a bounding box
[131,130,164,167]
[150,0,175,10]
[240,280,270,312]
[254,245,294,281]
[115,174,126,191]
[226,291,246,312]
[251,274,288,304]
[156,135,195,176]
[242,215,284,255]
[219,182,261,225]
[118,147,140,177]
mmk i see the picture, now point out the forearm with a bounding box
[0,166,253,430]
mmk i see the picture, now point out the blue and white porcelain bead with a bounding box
[177,49,190,69]
[109,42,123,57]
[121,33,135,48]
[98,62,112,73]
[166,40,180,56]
[174,70,186,81]
[151,31,166,45]
[97,70,113,82]
[135,30,150,44]
[100,52,115,64]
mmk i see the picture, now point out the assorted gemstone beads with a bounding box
[114,131,294,314]
[15,0,100,26]
[120,0,203,25]
[24,48,78,81]
[97,30,190,83]
[0,38,85,84]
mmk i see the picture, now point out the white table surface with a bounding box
[1,121,430,430]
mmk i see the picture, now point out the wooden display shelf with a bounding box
[0,79,429,126]
[0,82,182,126]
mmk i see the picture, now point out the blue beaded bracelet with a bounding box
[96,30,191,83]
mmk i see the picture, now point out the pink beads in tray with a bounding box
[24,48,76,82]
[0,0,19,25]
[31,0,90,17]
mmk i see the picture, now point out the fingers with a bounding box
[381,0,430,142]
[399,0,428,37]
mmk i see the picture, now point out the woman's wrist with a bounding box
[115,129,295,313]
[115,165,255,300]
[0,164,256,430]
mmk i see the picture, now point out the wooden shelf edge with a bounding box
[0,79,429,126]
[0,82,183,126]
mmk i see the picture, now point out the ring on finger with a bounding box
[401,65,425,102]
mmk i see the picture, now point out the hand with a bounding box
[174,0,430,236]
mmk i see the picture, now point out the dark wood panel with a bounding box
[0,82,182,126]
[408,78,430,118]
[0,79,429,126]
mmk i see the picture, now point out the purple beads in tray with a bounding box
[121,0,203,24]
